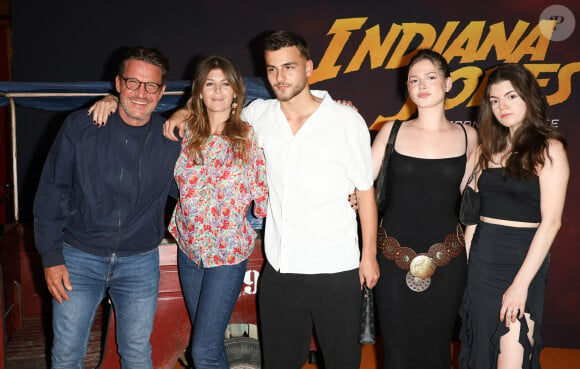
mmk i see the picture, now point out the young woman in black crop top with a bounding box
[371,50,478,369]
[459,64,569,369]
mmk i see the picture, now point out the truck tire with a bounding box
[225,336,261,369]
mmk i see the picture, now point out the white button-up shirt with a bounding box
[242,91,373,274]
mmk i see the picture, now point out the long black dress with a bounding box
[374,147,467,369]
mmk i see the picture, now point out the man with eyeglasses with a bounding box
[33,46,180,368]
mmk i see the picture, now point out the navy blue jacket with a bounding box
[33,109,181,268]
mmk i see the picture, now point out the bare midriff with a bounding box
[480,216,540,228]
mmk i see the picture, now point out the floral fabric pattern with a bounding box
[169,125,268,267]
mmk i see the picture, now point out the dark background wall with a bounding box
[10,0,580,348]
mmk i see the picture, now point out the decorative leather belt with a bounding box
[377,224,465,292]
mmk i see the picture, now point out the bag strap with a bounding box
[465,158,481,189]
[375,120,403,214]
[465,167,476,187]
[384,120,402,163]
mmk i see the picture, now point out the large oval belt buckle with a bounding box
[406,255,436,292]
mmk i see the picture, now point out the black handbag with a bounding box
[358,284,376,344]
[459,167,480,225]
[375,120,402,215]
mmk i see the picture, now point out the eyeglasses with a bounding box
[119,76,162,94]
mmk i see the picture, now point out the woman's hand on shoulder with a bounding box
[163,108,189,141]
[87,95,119,127]
[336,99,358,111]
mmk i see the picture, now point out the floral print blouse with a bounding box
[169,125,268,267]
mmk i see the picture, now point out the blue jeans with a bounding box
[51,245,159,369]
[177,247,247,369]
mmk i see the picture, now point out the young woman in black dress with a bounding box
[371,49,477,369]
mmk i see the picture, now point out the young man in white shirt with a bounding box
[241,30,379,369]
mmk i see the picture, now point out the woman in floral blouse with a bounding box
[169,55,267,368]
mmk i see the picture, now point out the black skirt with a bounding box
[459,222,549,369]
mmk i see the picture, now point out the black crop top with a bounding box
[478,168,541,222]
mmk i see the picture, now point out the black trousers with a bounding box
[259,262,362,369]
